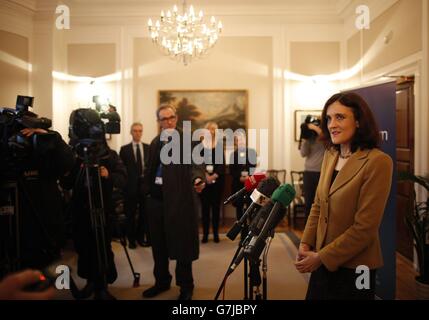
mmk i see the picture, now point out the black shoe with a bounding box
[202,236,208,243]
[128,241,137,249]
[138,240,151,247]
[214,235,220,243]
[73,281,94,300]
[178,288,193,300]
[142,284,170,298]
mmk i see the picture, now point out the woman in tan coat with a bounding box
[295,92,393,300]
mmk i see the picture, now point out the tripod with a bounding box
[1,177,61,280]
[70,148,111,298]
[0,181,20,279]
[109,197,141,287]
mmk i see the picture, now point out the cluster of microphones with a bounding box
[224,173,296,275]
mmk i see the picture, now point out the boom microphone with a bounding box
[244,184,296,261]
[223,172,266,205]
[226,177,279,240]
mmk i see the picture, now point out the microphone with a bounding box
[223,172,266,205]
[226,177,279,240]
[227,247,245,275]
[244,184,296,261]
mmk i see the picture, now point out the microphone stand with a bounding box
[214,195,252,300]
[262,229,274,300]
[241,196,250,300]
[214,243,245,300]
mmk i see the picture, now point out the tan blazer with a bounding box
[301,148,393,272]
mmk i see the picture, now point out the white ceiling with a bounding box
[9,0,396,27]
[28,0,353,15]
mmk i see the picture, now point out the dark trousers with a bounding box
[200,188,222,238]
[145,196,194,289]
[303,171,320,220]
[125,190,149,244]
[306,265,376,300]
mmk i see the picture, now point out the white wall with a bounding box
[2,0,428,181]
[133,36,272,163]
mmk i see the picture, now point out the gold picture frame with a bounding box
[158,89,248,132]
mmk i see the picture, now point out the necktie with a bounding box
[136,144,143,176]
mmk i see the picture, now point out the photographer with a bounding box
[61,108,127,300]
[0,101,75,276]
[299,116,324,221]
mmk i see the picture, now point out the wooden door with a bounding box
[396,79,415,260]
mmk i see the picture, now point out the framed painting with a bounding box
[294,110,322,142]
[158,90,248,132]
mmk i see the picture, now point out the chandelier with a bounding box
[148,1,222,66]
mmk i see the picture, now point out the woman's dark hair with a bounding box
[320,92,380,151]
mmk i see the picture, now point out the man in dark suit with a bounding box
[142,104,205,300]
[119,122,150,249]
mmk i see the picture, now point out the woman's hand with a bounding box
[294,251,322,273]
[296,243,311,262]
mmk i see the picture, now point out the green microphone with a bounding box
[271,184,296,207]
[244,184,296,261]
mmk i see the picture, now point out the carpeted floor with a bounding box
[56,233,309,300]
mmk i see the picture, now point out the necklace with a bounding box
[339,151,352,159]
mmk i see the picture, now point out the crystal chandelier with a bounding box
[148,1,222,66]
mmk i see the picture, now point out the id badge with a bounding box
[155,164,163,185]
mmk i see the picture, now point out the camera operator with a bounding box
[299,116,324,221]
[61,108,127,300]
[18,127,75,267]
[0,97,75,278]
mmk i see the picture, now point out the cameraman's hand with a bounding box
[307,124,322,136]
[20,128,48,137]
[99,166,109,178]
[0,270,56,300]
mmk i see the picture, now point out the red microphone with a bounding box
[223,172,266,205]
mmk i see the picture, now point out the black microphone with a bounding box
[237,202,275,249]
[226,177,279,240]
[223,173,266,205]
[227,247,246,276]
[225,201,277,275]
[248,201,275,237]
[244,184,296,261]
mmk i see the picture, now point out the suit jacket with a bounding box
[119,142,149,196]
[301,148,393,272]
[143,131,205,261]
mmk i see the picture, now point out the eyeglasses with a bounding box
[159,115,177,122]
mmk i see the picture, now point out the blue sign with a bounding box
[345,81,397,300]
